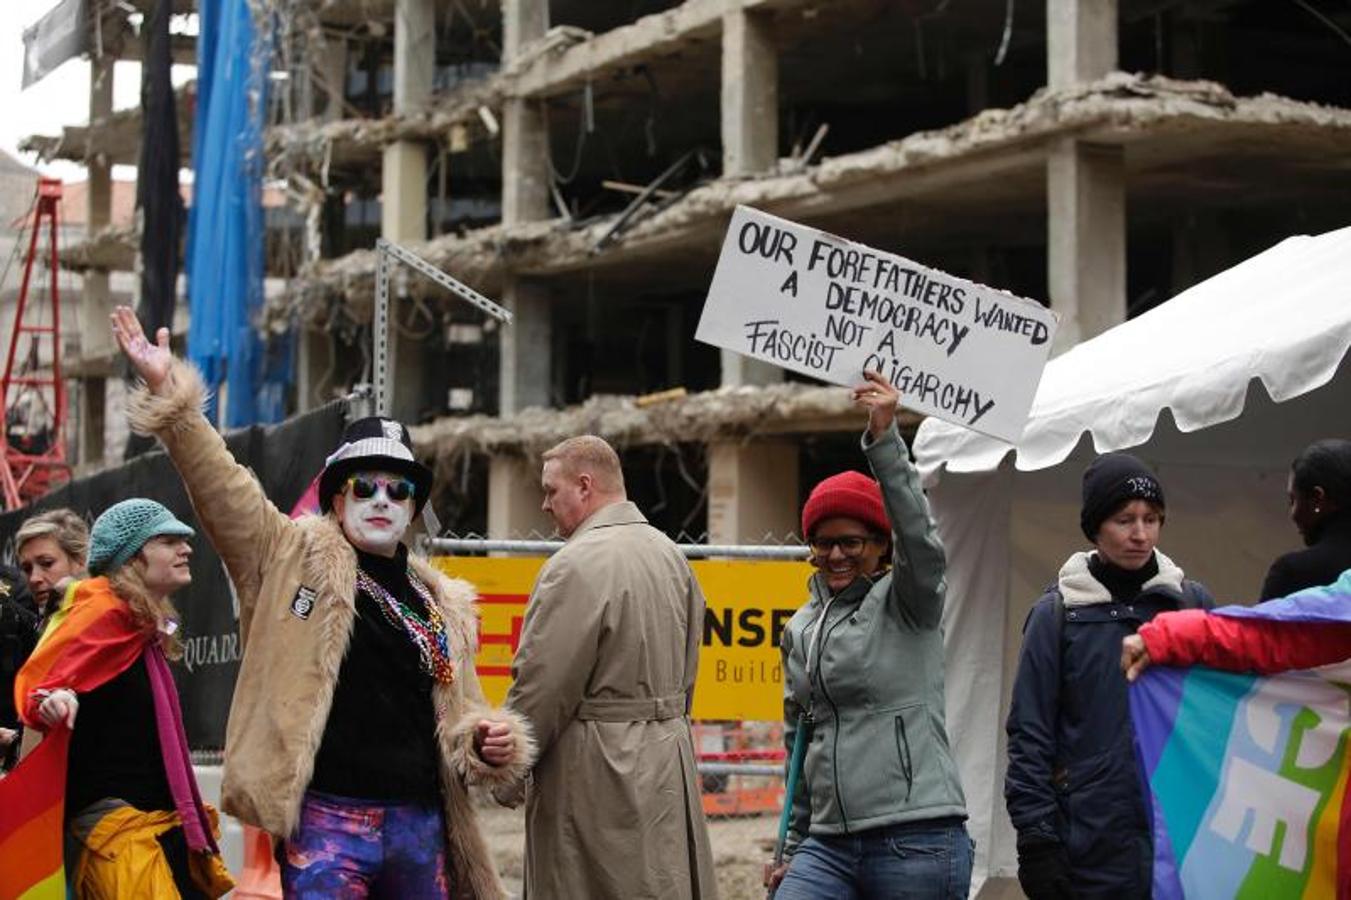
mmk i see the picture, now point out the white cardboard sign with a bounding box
[695,206,1058,442]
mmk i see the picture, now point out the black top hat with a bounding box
[319,416,434,515]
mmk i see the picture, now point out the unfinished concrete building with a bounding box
[27,0,1351,542]
[15,2,1351,892]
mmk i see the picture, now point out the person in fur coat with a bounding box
[110,306,535,899]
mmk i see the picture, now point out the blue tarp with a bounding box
[186,0,288,426]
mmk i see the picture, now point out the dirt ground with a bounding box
[478,798,778,899]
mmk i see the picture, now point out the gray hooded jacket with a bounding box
[780,424,967,856]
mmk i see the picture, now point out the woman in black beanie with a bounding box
[1003,452,1213,899]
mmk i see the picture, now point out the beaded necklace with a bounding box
[355,568,456,684]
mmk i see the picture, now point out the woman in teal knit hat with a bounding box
[14,498,234,897]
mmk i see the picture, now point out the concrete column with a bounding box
[77,380,106,473]
[318,37,349,122]
[393,0,434,112]
[500,99,550,226]
[497,0,552,417]
[498,277,551,416]
[487,455,553,538]
[707,441,800,543]
[719,10,782,387]
[721,10,778,176]
[491,0,553,535]
[380,0,435,424]
[1046,140,1125,351]
[380,142,428,243]
[294,329,330,413]
[502,0,547,61]
[1046,0,1117,90]
[78,55,115,467]
[500,0,549,226]
[1045,0,1123,352]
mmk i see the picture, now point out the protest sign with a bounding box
[695,205,1058,442]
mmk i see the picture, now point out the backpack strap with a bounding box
[1052,589,1066,697]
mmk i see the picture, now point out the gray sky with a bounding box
[2,1,195,182]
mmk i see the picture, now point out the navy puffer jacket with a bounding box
[1004,550,1212,897]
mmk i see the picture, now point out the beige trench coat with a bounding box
[505,500,718,899]
[127,360,535,899]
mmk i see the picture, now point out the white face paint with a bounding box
[338,470,415,556]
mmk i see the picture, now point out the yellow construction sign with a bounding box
[432,556,812,721]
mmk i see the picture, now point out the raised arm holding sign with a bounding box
[696,206,1058,442]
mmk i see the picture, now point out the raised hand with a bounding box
[852,368,902,439]
[110,305,173,393]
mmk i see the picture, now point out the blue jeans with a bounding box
[776,820,974,900]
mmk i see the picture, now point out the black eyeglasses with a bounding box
[345,475,417,503]
[808,535,876,556]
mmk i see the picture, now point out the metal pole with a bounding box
[697,762,783,777]
[370,238,512,419]
[373,249,391,417]
[425,537,808,560]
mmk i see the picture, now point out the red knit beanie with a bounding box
[801,471,888,539]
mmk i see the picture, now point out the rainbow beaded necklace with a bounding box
[355,568,456,684]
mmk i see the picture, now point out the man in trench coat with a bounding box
[503,435,718,898]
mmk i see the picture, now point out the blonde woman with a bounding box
[16,507,90,633]
[15,499,232,897]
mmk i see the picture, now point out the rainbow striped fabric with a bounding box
[0,728,69,899]
[1131,583,1351,899]
[1,578,148,900]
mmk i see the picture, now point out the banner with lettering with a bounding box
[695,205,1058,442]
[1130,589,1351,899]
[434,555,812,721]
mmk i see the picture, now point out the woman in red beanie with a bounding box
[766,370,971,900]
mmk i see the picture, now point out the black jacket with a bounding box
[1005,550,1213,897]
[0,564,37,740]
[1260,512,1351,601]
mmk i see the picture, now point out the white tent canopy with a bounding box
[917,226,1351,481]
[911,226,1351,896]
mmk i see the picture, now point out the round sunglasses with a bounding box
[345,475,417,503]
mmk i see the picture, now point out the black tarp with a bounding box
[0,400,347,749]
[128,0,183,460]
[136,0,181,336]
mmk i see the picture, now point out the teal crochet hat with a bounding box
[88,499,195,576]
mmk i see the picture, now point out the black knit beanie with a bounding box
[1080,452,1165,541]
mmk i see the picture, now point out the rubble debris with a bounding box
[410,380,923,488]
[266,73,1351,331]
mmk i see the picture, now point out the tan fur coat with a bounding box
[128,359,534,899]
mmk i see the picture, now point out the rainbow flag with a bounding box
[1131,582,1351,899]
[2,578,148,900]
[0,728,69,899]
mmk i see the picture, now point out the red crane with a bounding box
[0,177,69,510]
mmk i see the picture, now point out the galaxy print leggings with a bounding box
[281,791,451,899]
